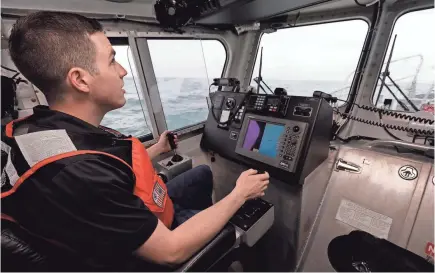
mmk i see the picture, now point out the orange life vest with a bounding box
[1,116,174,228]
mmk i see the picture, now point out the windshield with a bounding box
[251,20,369,104]
[373,8,434,112]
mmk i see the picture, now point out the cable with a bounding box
[327,94,434,139]
[378,111,404,141]
[335,135,378,143]
[315,92,433,138]
[335,98,434,125]
[333,110,434,136]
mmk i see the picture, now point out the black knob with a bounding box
[225,98,236,109]
[293,126,300,132]
[171,154,183,162]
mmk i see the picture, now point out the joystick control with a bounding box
[167,132,177,150]
[167,132,183,163]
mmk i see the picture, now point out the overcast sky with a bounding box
[115,8,434,84]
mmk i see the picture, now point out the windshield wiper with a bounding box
[254,46,274,94]
[375,34,419,112]
[377,76,410,111]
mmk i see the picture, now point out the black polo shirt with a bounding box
[2,106,159,269]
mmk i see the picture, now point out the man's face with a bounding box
[88,32,128,111]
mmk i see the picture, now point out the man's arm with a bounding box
[135,169,269,265]
[146,130,178,160]
[146,144,163,160]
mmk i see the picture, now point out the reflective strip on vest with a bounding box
[1,141,11,154]
[3,149,19,187]
[1,150,133,198]
[1,141,19,187]
[15,130,77,167]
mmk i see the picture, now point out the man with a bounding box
[1,11,269,270]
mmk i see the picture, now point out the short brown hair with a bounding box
[8,11,103,103]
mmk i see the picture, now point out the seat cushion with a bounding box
[1,220,89,272]
[2,219,236,272]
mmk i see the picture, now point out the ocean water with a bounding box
[100,77,433,137]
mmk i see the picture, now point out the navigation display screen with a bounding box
[242,119,285,158]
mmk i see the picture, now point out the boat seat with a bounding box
[1,219,236,272]
[1,75,18,123]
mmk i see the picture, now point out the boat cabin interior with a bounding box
[1,0,434,271]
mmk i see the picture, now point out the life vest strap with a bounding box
[1,150,132,198]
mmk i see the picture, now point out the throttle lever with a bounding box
[167,132,183,163]
[167,132,177,150]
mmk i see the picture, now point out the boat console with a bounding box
[200,81,333,270]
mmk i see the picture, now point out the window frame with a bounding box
[107,37,154,142]
[370,7,434,111]
[145,37,228,80]
[108,34,229,139]
[249,17,371,108]
[144,37,229,133]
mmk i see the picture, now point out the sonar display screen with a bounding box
[242,119,285,158]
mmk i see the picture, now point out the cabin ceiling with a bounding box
[1,0,380,26]
[1,0,157,22]
[195,0,366,25]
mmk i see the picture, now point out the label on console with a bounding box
[335,199,392,239]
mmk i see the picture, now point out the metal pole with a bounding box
[387,75,419,111]
[379,76,410,111]
[375,34,397,106]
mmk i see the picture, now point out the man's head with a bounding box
[8,11,127,113]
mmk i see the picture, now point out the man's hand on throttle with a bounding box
[233,169,269,201]
[156,130,178,154]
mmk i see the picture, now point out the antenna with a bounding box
[257,46,263,94]
[253,46,273,94]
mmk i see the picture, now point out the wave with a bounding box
[101,77,434,137]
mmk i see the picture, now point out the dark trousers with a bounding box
[166,165,213,229]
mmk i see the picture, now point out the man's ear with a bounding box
[66,67,92,93]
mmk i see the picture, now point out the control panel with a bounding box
[246,95,290,117]
[230,198,273,231]
[235,114,308,173]
[201,90,333,184]
[230,198,274,247]
[250,95,265,111]
[234,105,245,124]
